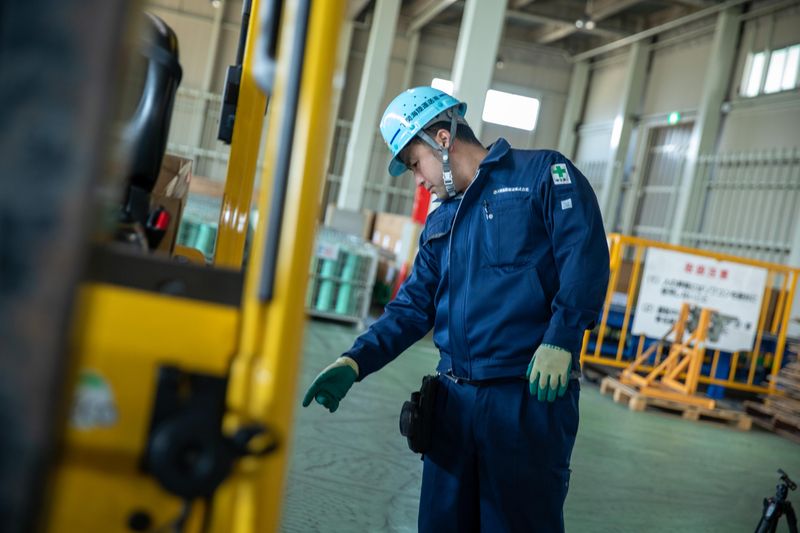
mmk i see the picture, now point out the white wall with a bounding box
[582,55,628,124]
[642,33,713,116]
[719,103,800,151]
[573,54,627,166]
[575,127,613,163]
[146,0,242,92]
[147,6,215,89]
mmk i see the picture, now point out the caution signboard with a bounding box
[631,248,768,352]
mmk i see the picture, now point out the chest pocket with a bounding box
[481,195,535,267]
[422,217,451,245]
[422,205,456,270]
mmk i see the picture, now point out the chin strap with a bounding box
[417,110,459,199]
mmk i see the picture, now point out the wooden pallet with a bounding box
[769,375,800,396]
[781,366,800,382]
[744,401,800,445]
[747,358,800,443]
[600,377,752,431]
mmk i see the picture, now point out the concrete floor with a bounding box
[282,320,800,532]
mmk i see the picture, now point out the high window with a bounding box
[430,79,540,131]
[740,44,800,97]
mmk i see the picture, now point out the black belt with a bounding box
[439,371,527,386]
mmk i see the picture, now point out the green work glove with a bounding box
[527,344,572,402]
[302,357,359,413]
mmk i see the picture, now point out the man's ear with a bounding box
[436,128,451,150]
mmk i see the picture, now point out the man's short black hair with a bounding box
[399,121,483,168]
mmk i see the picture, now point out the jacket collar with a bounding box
[479,138,511,168]
[435,138,510,204]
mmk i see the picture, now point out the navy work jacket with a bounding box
[346,139,610,381]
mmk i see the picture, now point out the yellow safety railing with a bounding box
[580,233,800,395]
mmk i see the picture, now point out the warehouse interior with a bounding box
[1,0,800,532]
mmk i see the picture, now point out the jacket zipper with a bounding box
[448,169,481,380]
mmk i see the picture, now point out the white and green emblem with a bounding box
[551,163,571,185]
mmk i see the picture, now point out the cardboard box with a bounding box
[372,212,414,257]
[150,154,192,254]
[324,204,375,241]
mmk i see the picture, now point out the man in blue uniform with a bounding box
[302,87,610,532]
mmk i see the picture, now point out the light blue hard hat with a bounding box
[380,86,467,177]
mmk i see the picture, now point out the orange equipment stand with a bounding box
[621,303,716,410]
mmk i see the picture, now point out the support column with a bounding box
[379,30,420,213]
[336,0,401,211]
[188,1,225,152]
[598,40,649,229]
[788,196,800,267]
[451,0,509,138]
[670,6,742,244]
[401,31,421,89]
[557,60,590,159]
[788,201,800,338]
[322,20,354,185]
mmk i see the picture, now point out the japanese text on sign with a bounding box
[632,249,767,352]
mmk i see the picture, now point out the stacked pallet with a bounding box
[745,361,800,444]
[600,376,752,431]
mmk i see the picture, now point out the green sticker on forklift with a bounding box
[70,370,118,429]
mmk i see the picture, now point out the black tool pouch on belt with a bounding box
[399,375,438,454]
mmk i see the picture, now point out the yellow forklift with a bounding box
[0,0,345,531]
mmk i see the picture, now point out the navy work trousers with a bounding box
[418,376,579,533]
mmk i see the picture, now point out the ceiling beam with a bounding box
[572,0,750,61]
[507,9,631,40]
[665,0,717,7]
[586,0,644,20]
[536,25,585,45]
[534,24,630,45]
[405,0,436,17]
[347,0,373,20]
[404,0,633,43]
[532,0,643,43]
[407,0,459,33]
[506,9,573,26]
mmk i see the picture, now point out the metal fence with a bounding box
[321,120,351,215]
[630,125,692,241]
[363,138,417,215]
[164,88,271,223]
[323,120,417,216]
[683,148,800,265]
[575,159,608,197]
[167,88,237,181]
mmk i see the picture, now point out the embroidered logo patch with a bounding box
[561,198,573,210]
[493,186,530,195]
[551,163,571,185]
